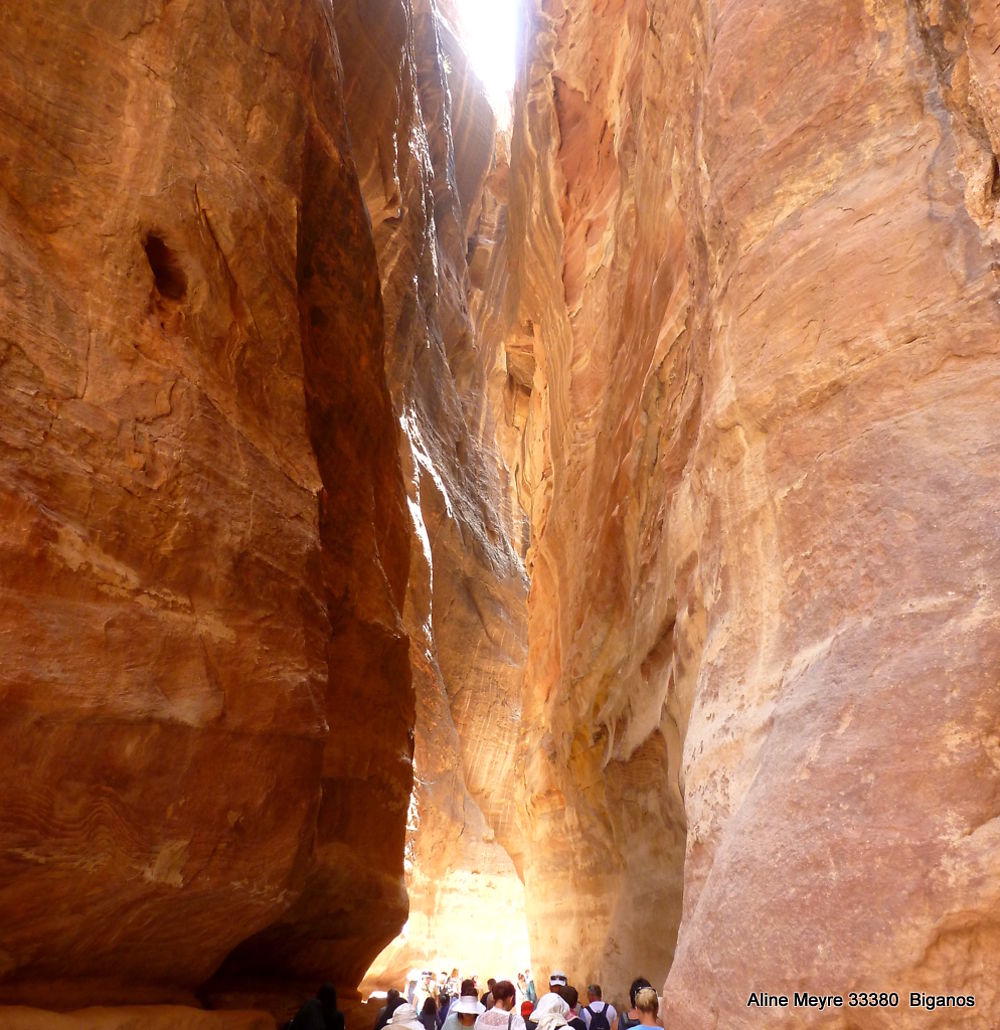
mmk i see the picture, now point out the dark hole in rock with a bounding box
[991,155,1000,200]
[143,233,187,300]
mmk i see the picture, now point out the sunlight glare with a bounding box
[450,0,519,124]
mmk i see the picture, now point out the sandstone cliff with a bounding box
[0,0,413,1012]
[502,0,1000,1024]
[4,0,1000,1026]
[332,0,530,988]
[1,0,527,1020]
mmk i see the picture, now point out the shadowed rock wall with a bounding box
[332,0,531,986]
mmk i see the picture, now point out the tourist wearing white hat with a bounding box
[390,1005,428,1030]
[528,972,571,1030]
[441,983,484,1030]
[451,996,488,1027]
[526,983,571,1030]
[528,993,570,1030]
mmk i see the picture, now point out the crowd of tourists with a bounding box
[369,970,664,1030]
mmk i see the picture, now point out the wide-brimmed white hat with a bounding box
[389,1004,425,1030]
[452,997,487,1016]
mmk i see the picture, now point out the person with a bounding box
[481,976,498,1009]
[474,980,526,1030]
[290,983,345,1030]
[416,973,437,1014]
[525,988,569,1030]
[618,979,651,1030]
[437,991,453,1029]
[530,997,569,1030]
[522,972,537,1005]
[391,1004,428,1030]
[421,998,439,1030]
[632,988,659,1028]
[520,1002,534,1022]
[441,983,485,1030]
[556,986,585,1030]
[451,996,488,1030]
[581,984,617,1030]
[531,970,568,1022]
[375,990,405,1030]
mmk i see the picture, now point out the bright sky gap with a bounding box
[451,0,519,123]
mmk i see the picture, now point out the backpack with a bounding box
[584,1004,611,1030]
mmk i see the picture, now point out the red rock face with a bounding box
[504,0,1000,1022]
[0,1007,273,1030]
[0,0,410,1010]
[7,0,999,1023]
[332,0,531,983]
[2,0,528,1016]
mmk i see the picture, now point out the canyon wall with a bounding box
[504,0,1000,1024]
[4,0,1000,1024]
[331,0,530,988]
[0,0,526,1020]
[0,0,415,1015]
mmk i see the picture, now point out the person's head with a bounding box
[318,983,338,1015]
[518,974,526,985]
[460,980,477,998]
[388,995,406,1017]
[634,988,658,1023]
[421,998,437,1017]
[488,979,497,991]
[521,1002,535,1020]
[628,979,652,1009]
[549,971,568,991]
[388,989,401,1005]
[558,986,578,1012]
[492,981,516,1012]
[586,985,601,1003]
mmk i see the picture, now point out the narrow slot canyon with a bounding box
[0,1,998,1028]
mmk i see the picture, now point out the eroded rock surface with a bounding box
[333,0,530,984]
[0,1007,273,1030]
[2,0,528,1015]
[5,0,1000,1023]
[503,0,1000,1023]
[0,0,410,1009]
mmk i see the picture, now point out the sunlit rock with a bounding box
[502,0,1000,1023]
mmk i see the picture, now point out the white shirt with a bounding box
[581,1002,617,1030]
[476,1007,527,1030]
